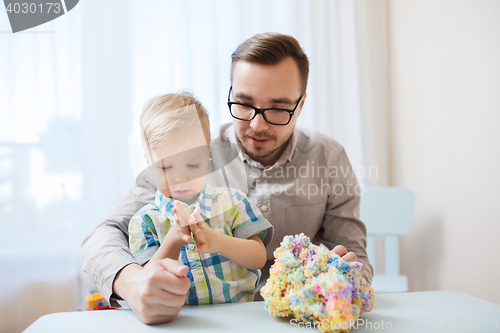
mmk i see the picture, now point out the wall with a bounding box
[388,0,500,303]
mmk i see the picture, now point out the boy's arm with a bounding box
[217,233,267,270]
[148,242,182,264]
[188,208,267,270]
[190,220,267,270]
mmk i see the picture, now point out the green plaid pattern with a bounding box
[129,184,271,304]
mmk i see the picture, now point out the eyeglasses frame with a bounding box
[227,86,304,126]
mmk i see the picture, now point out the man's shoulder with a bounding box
[294,126,346,158]
[212,123,233,143]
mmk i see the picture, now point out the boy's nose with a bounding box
[249,113,269,132]
[174,174,188,184]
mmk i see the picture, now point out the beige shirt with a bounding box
[81,123,373,306]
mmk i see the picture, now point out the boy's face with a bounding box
[146,134,210,203]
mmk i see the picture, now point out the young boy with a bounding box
[128,92,273,304]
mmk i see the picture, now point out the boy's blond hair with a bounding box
[140,91,211,151]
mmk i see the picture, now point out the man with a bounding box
[81,32,372,324]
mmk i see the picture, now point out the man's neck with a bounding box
[254,143,288,167]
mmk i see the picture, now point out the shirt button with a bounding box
[188,243,195,250]
[261,171,267,178]
[195,276,203,282]
[261,205,268,212]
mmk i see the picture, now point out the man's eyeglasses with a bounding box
[227,86,304,126]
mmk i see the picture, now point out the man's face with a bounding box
[147,134,210,203]
[230,57,306,166]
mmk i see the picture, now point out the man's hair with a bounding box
[140,91,210,150]
[231,32,309,93]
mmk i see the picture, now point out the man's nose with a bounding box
[249,113,269,131]
[174,174,188,183]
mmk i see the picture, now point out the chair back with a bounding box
[360,187,415,292]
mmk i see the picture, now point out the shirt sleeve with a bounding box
[80,169,156,307]
[230,191,274,247]
[128,208,163,266]
[312,147,374,285]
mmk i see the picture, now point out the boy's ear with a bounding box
[144,153,151,166]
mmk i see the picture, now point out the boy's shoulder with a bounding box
[205,187,253,211]
[131,202,163,220]
[208,186,248,201]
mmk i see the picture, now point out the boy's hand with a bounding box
[187,207,221,253]
[164,201,192,247]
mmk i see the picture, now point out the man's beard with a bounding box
[236,131,283,161]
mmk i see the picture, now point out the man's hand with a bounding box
[113,260,190,325]
[332,245,365,273]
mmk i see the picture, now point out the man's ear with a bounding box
[144,153,151,166]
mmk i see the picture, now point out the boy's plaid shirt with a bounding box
[128,184,273,304]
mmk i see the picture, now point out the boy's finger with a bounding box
[180,223,191,235]
[171,217,180,228]
[173,201,189,221]
[182,234,192,243]
[191,207,203,224]
[186,214,196,226]
[189,220,200,233]
[194,229,207,244]
[177,216,189,227]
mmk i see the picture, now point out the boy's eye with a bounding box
[187,164,200,168]
[162,166,172,170]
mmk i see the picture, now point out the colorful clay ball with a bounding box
[260,233,375,332]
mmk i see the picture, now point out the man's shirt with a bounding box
[213,124,373,300]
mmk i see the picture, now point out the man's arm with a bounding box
[314,147,374,284]
[81,170,191,324]
[81,170,156,305]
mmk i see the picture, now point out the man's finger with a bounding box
[332,245,347,257]
[342,251,358,262]
[145,288,187,308]
[157,258,189,278]
[135,305,182,325]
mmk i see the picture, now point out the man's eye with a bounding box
[187,164,200,168]
[162,166,172,170]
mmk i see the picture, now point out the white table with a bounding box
[24,291,500,332]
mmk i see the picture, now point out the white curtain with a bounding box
[0,1,365,331]
[130,0,365,171]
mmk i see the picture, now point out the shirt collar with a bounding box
[155,184,213,220]
[224,124,298,169]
